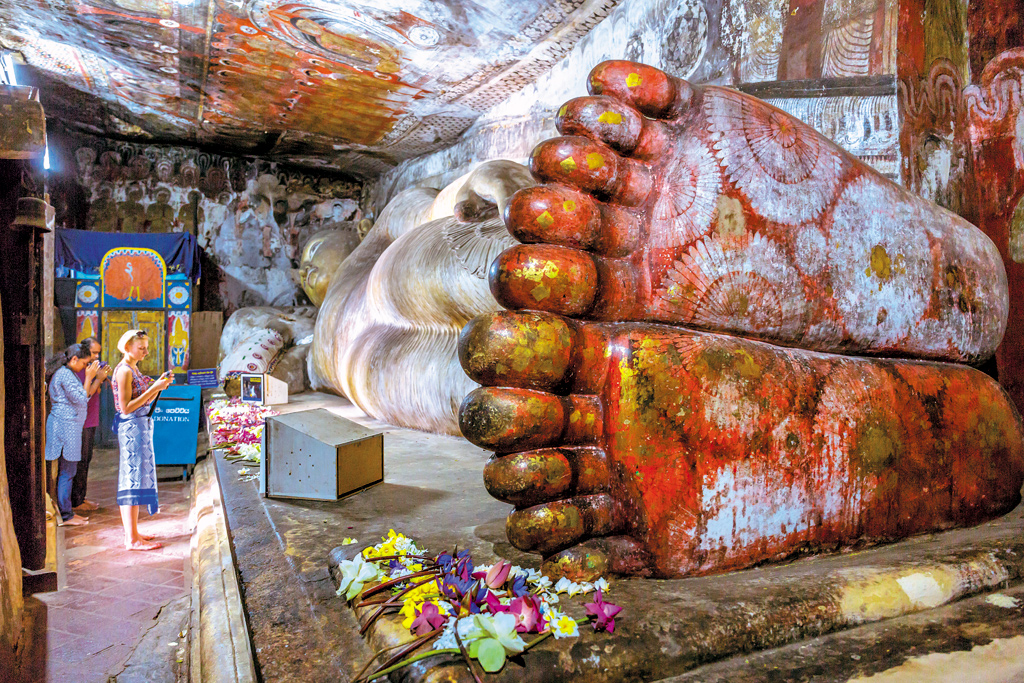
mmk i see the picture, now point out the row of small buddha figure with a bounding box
[87,185,204,234]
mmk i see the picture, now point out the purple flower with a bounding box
[436,549,472,571]
[439,552,478,602]
[584,591,622,633]
[509,594,544,633]
[440,572,474,600]
[457,556,475,582]
[462,583,489,614]
[509,574,528,597]
[410,603,447,635]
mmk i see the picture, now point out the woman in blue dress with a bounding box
[111,329,172,551]
[45,343,102,526]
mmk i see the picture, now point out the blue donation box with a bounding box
[152,384,202,477]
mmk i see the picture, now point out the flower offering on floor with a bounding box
[206,398,279,462]
[335,530,621,680]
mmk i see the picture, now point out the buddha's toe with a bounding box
[488,243,644,320]
[483,446,609,507]
[543,537,652,581]
[459,309,576,390]
[529,136,653,207]
[504,185,640,258]
[505,494,624,555]
[587,60,694,120]
[458,386,601,452]
[555,95,673,162]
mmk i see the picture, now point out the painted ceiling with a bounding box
[0,0,621,178]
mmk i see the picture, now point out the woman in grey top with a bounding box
[45,343,102,526]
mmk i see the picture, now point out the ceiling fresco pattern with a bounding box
[0,0,623,177]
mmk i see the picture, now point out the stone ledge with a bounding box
[188,454,257,683]
[327,507,1024,682]
[666,580,1024,682]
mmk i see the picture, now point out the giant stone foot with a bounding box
[459,60,1024,580]
[459,311,1024,580]
[496,61,1007,363]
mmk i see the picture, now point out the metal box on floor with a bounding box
[261,409,383,501]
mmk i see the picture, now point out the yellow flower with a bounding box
[400,599,421,629]
[550,612,580,639]
[404,580,440,602]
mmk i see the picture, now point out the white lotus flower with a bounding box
[336,556,378,601]
[474,613,526,653]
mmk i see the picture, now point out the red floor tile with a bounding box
[41,448,192,682]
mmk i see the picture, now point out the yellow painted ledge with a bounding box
[838,552,1013,623]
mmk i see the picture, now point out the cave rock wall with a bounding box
[48,134,362,314]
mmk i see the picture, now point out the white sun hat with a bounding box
[117,329,148,354]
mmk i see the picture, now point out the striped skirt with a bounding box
[116,414,159,515]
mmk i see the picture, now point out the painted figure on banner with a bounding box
[167,312,190,373]
[76,311,99,343]
[101,249,166,308]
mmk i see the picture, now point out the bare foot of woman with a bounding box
[63,514,89,526]
[126,539,162,551]
[138,533,156,541]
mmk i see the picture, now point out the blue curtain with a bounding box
[55,229,201,281]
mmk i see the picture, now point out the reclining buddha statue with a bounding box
[308,161,535,434]
[457,61,1024,580]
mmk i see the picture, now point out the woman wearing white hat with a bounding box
[111,329,173,551]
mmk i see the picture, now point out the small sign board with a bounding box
[187,368,219,388]
[240,373,288,406]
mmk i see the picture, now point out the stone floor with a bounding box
[35,448,191,683]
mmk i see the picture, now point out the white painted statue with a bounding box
[308,160,536,434]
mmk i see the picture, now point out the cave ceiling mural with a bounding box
[0,0,622,177]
